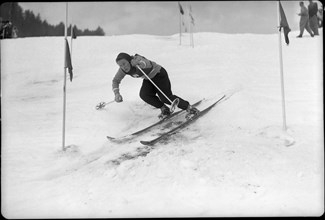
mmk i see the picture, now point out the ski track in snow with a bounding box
[1,32,323,218]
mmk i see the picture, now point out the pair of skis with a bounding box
[107,95,226,146]
[106,99,203,142]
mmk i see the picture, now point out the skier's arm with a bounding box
[112,69,126,102]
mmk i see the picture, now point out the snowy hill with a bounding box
[1,31,323,218]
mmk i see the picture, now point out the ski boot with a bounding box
[158,104,171,120]
[185,105,200,120]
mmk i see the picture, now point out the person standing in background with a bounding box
[308,0,319,35]
[297,1,314,38]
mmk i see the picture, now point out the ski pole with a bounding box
[135,65,179,112]
[96,100,115,110]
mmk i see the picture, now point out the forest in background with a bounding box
[0,2,105,38]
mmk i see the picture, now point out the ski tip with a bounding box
[140,140,153,146]
[106,136,115,140]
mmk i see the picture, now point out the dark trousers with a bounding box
[309,15,319,35]
[139,67,189,110]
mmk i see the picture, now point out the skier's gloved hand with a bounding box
[113,88,123,103]
[131,56,146,69]
[114,93,123,103]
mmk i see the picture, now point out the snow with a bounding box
[1,31,323,218]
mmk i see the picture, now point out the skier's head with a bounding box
[116,52,132,63]
[116,52,132,73]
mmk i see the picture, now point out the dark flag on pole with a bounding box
[279,1,291,45]
[178,2,184,15]
[65,39,73,81]
[190,14,195,25]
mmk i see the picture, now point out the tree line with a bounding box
[0,2,105,38]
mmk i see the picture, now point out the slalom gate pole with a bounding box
[135,65,179,111]
[70,25,73,58]
[277,1,287,131]
[62,2,69,150]
[179,11,182,45]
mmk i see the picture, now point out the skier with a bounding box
[112,52,199,119]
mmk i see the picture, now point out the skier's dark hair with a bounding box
[116,52,132,63]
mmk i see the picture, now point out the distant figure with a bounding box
[308,0,319,35]
[297,1,314,38]
[0,17,3,39]
[0,21,13,39]
[12,26,18,38]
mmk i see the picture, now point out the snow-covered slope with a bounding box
[1,31,323,218]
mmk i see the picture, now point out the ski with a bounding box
[106,99,203,142]
[140,95,226,146]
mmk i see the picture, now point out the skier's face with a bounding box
[117,59,131,73]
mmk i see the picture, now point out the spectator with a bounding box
[308,0,319,35]
[0,21,13,39]
[12,26,18,38]
[0,17,4,39]
[297,1,314,37]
